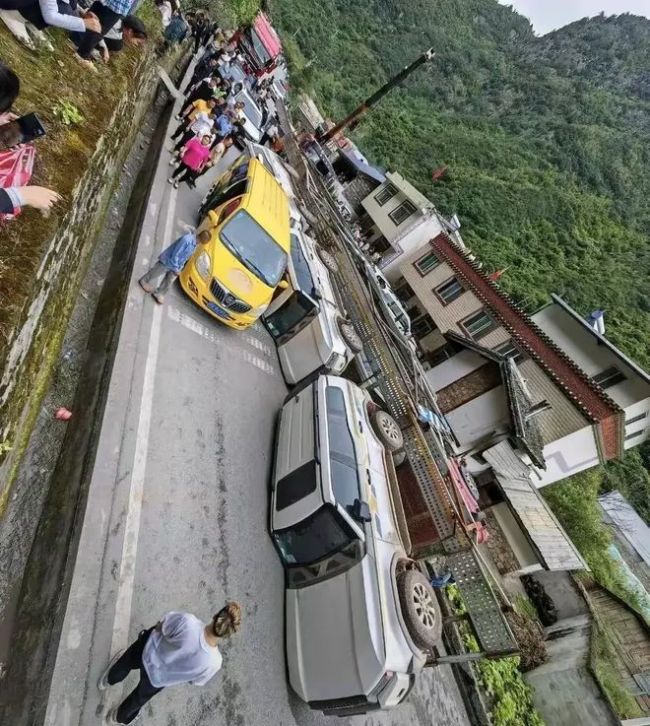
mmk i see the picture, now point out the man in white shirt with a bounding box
[99,603,242,724]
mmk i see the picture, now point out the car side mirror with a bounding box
[278,279,289,290]
[207,210,219,226]
[351,499,372,523]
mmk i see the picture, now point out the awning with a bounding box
[340,149,386,184]
[483,442,587,571]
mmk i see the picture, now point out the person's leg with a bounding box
[178,167,197,187]
[114,668,162,724]
[76,1,120,59]
[171,120,188,139]
[171,163,187,180]
[173,129,194,153]
[139,261,168,291]
[152,271,177,302]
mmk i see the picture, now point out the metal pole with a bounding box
[319,48,435,142]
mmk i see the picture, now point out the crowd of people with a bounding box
[0,2,248,220]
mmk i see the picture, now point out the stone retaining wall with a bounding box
[0,50,170,507]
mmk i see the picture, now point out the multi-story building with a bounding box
[394,232,650,487]
[358,172,448,280]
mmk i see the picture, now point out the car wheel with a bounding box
[338,319,363,354]
[317,246,339,273]
[393,449,407,467]
[397,570,442,650]
[371,410,404,452]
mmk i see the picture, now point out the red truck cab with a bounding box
[232,12,282,77]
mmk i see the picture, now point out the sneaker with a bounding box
[105,707,138,724]
[168,158,176,166]
[152,293,165,305]
[138,279,154,294]
[97,650,124,691]
[167,177,174,184]
[74,53,98,73]
[173,181,179,189]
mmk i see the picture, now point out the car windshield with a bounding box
[248,27,273,66]
[290,234,316,297]
[220,210,287,287]
[265,291,316,339]
[238,93,263,127]
[273,505,356,567]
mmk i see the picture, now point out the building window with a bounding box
[626,412,648,425]
[374,183,398,206]
[389,200,417,226]
[460,310,497,340]
[412,314,436,339]
[493,339,525,363]
[593,366,626,390]
[414,251,440,276]
[625,429,644,441]
[434,277,465,305]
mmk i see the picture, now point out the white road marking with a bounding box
[109,185,177,656]
[243,333,274,358]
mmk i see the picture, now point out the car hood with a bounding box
[286,559,386,703]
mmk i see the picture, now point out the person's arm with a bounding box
[1,186,60,215]
[38,0,98,33]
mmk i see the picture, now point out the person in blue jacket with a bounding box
[138,229,211,304]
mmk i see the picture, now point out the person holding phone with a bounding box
[0,62,60,217]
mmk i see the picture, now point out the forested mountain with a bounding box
[271,0,650,536]
[272,0,650,371]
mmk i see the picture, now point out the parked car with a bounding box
[361,261,413,339]
[269,375,443,715]
[231,11,282,77]
[263,227,361,385]
[232,87,264,143]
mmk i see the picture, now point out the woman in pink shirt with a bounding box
[168,133,213,189]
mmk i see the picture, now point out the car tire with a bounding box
[317,246,339,273]
[338,319,363,354]
[393,449,407,467]
[397,570,443,650]
[371,410,404,452]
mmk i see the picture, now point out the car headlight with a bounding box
[195,251,211,281]
[251,303,269,317]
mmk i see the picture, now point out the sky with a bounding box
[498,0,650,35]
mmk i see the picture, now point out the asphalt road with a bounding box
[42,74,470,726]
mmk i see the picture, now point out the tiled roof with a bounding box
[431,233,624,460]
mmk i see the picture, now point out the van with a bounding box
[180,157,290,329]
[263,226,361,385]
[270,376,443,716]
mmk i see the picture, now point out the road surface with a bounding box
[42,71,470,726]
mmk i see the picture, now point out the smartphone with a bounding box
[0,113,46,152]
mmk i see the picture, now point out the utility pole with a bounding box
[318,48,435,143]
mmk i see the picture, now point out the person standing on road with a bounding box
[100,603,241,724]
[168,133,213,189]
[138,229,211,304]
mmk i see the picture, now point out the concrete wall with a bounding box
[535,425,601,487]
[525,615,618,726]
[444,387,511,448]
[0,50,166,506]
[381,216,444,282]
[534,303,650,418]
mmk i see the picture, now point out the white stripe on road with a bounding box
[109,185,177,656]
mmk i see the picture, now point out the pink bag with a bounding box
[0,145,36,220]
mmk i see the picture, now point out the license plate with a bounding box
[205,300,232,319]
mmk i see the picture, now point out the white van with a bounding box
[361,260,412,339]
[263,228,361,385]
[270,376,442,716]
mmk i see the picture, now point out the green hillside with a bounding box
[271,0,650,571]
[272,0,650,370]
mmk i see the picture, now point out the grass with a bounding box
[513,593,539,621]
[0,0,163,346]
[543,469,644,614]
[591,622,643,719]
